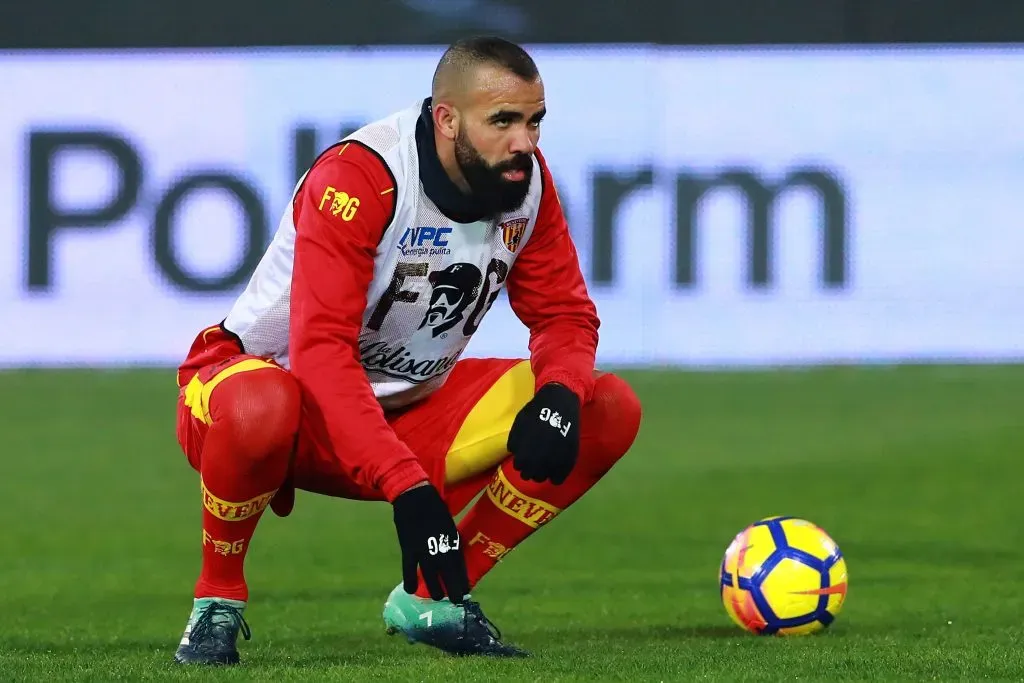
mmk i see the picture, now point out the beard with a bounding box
[454,128,533,216]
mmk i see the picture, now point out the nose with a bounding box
[508,126,536,155]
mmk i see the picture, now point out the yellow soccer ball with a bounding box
[719,516,848,635]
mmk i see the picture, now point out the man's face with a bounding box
[452,66,546,215]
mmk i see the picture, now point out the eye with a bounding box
[493,118,512,129]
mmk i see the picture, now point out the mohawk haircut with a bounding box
[431,36,540,99]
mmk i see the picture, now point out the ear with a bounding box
[433,102,459,142]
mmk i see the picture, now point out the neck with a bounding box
[433,129,472,194]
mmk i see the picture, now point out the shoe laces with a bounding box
[462,600,502,642]
[190,602,252,644]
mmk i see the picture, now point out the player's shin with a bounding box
[193,369,300,602]
[458,373,641,588]
[197,471,280,602]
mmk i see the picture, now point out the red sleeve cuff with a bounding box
[536,368,592,406]
[377,458,431,503]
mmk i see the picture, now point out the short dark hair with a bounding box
[432,36,539,95]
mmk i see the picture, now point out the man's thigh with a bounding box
[291,358,534,501]
[435,359,536,485]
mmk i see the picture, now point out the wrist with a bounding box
[537,372,588,406]
[539,381,581,409]
[396,480,430,497]
[379,461,430,503]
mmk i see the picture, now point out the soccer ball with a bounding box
[719,516,848,635]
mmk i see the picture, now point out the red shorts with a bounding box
[175,325,526,507]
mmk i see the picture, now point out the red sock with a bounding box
[455,373,642,591]
[194,366,300,602]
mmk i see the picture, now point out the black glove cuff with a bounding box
[537,382,581,410]
[392,484,444,515]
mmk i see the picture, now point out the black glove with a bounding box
[392,484,469,604]
[507,382,581,485]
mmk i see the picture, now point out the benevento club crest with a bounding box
[500,217,528,254]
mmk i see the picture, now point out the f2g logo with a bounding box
[367,259,508,337]
[318,186,360,221]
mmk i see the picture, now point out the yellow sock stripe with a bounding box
[485,468,561,529]
[201,478,278,521]
[183,358,282,425]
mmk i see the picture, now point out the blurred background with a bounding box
[3,0,1023,368]
[2,2,1024,679]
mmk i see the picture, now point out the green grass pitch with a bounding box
[0,364,1022,681]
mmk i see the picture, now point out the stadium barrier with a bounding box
[2,46,1022,366]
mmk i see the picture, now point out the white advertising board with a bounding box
[1,47,1022,366]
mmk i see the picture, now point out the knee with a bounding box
[211,367,302,459]
[577,373,642,477]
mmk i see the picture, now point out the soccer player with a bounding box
[172,36,642,665]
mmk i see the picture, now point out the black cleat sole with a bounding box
[173,648,240,666]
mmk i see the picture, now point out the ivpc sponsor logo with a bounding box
[397,226,453,257]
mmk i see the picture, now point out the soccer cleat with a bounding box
[173,598,252,665]
[382,583,529,657]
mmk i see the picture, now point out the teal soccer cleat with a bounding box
[383,583,530,657]
[173,598,251,665]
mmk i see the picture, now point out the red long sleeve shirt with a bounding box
[508,147,600,404]
[288,143,599,502]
